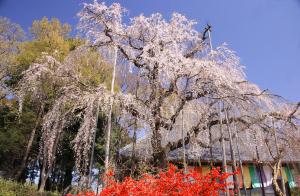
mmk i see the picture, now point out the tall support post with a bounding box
[218,102,229,196]
[88,132,96,187]
[209,126,214,168]
[225,109,240,196]
[88,98,101,188]
[253,131,266,196]
[233,119,248,196]
[130,118,137,177]
[181,110,187,173]
[104,46,118,174]
[130,77,140,177]
[272,118,286,195]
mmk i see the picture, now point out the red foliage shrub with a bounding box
[68,164,234,196]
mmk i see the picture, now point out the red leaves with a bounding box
[70,164,234,196]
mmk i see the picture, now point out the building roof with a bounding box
[120,120,300,163]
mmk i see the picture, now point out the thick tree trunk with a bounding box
[151,123,167,168]
[79,175,89,190]
[15,106,44,181]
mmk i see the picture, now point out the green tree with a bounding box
[0,98,37,177]
[0,17,24,99]
[0,17,78,183]
[9,18,77,182]
[7,17,79,87]
[0,16,128,193]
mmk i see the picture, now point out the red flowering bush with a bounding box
[68,164,234,196]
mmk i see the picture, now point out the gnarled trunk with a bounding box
[271,161,284,196]
[151,122,167,168]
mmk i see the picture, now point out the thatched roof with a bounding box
[120,122,300,163]
[120,100,300,163]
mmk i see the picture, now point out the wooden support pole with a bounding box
[253,131,266,196]
[233,120,248,196]
[104,46,118,174]
[219,102,229,196]
[130,77,140,177]
[88,98,101,188]
[182,110,187,173]
[209,127,214,168]
[272,118,286,195]
[225,109,240,196]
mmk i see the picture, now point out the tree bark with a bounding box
[15,105,44,181]
[151,122,167,168]
[272,161,284,196]
[38,159,48,192]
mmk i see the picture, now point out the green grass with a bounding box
[0,178,58,196]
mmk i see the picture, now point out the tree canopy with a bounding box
[0,2,299,196]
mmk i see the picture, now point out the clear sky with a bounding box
[0,0,299,102]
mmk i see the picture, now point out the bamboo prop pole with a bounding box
[225,109,240,196]
[130,77,140,177]
[88,94,102,187]
[233,119,248,196]
[181,110,187,173]
[88,127,96,187]
[209,126,214,168]
[253,131,266,196]
[272,118,286,195]
[219,102,229,196]
[207,26,213,166]
[104,46,118,174]
[130,118,137,177]
[207,27,214,168]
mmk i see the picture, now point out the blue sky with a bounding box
[0,0,299,102]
